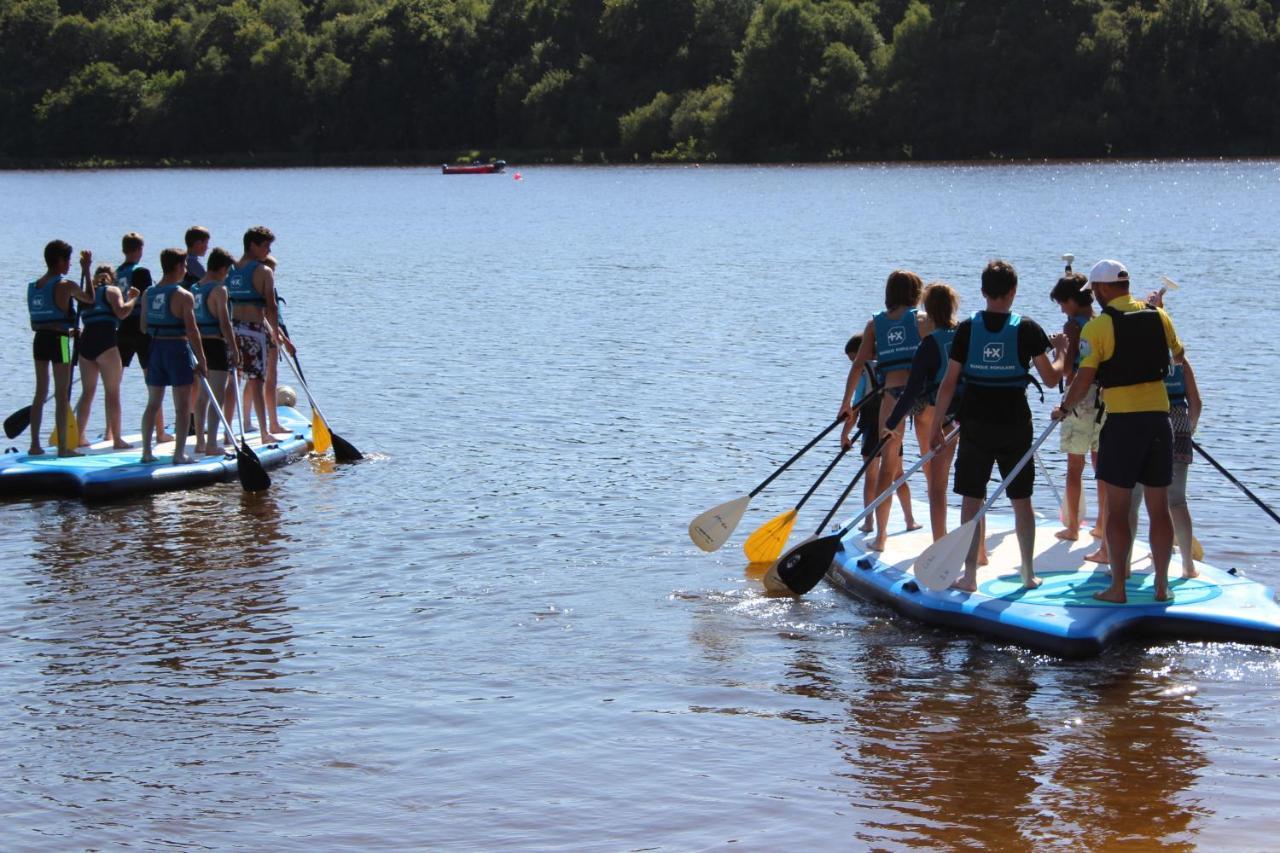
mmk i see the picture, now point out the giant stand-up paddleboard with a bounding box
[0,406,312,501]
[825,505,1280,658]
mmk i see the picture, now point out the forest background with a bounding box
[1,0,1277,166]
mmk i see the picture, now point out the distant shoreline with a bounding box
[3,151,1277,172]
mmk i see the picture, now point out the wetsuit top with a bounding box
[28,276,75,331]
[962,311,1028,388]
[1164,363,1186,407]
[227,260,265,306]
[145,282,185,336]
[117,262,142,318]
[191,281,223,337]
[872,307,921,381]
[81,285,119,328]
[928,327,957,400]
[884,331,963,432]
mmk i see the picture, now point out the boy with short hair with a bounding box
[115,232,172,444]
[227,226,285,448]
[184,225,210,284]
[191,248,240,454]
[139,248,208,464]
[28,240,94,456]
[931,260,1066,591]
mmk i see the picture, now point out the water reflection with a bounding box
[830,641,1207,849]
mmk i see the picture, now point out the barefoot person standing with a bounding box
[227,226,286,448]
[931,260,1066,592]
[28,241,94,456]
[139,248,207,464]
[1054,260,1185,603]
[74,258,140,449]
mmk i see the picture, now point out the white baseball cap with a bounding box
[1084,259,1129,290]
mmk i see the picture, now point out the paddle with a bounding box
[742,437,857,564]
[913,419,1061,592]
[4,405,31,440]
[280,348,362,462]
[689,389,880,552]
[47,344,80,452]
[763,423,961,596]
[197,350,270,492]
[1193,440,1280,526]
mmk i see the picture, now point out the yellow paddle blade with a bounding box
[742,508,798,564]
[311,409,332,454]
[49,412,79,451]
[1191,536,1205,561]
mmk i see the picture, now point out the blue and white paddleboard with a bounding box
[827,506,1280,657]
[0,406,312,501]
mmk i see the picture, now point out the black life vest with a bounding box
[1096,304,1169,389]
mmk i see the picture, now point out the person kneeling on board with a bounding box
[1053,260,1185,603]
[139,248,208,465]
[931,260,1067,592]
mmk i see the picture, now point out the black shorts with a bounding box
[32,330,75,364]
[954,417,1035,500]
[202,337,229,372]
[79,322,118,360]
[118,329,150,369]
[1097,411,1173,489]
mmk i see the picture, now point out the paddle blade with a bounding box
[331,431,363,462]
[48,412,80,452]
[743,508,798,564]
[235,442,271,493]
[689,494,750,552]
[311,409,332,454]
[763,533,839,596]
[1191,536,1205,561]
[1160,275,1181,291]
[913,520,978,591]
[4,406,31,439]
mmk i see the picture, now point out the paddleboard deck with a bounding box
[0,406,312,501]
[827,506,1280,658]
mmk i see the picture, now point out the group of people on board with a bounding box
[837,258,1192,603]
[26,225,296,465]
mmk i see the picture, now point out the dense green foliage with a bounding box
[1,0,1277,163]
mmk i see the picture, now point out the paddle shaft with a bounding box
[1193,440,1280,526]
[1035,451,1063,509]
[838,423,960,537]
[749,388,881,498]
[794,439,855,512]
[810,434,890,535]
[977,420,1060,519]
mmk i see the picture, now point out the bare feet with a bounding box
[1154,585,1173,602]
[905,521,923,532]
[172,453,194,465]
[141,453,158,464]
[1084,548,1109,564]
[57,448,84,458]
[77,438,91,448]
[193,443,206,455]
[112,439,133,450]
[950,577,977,593]
[1090,526,1104,539]
[1093,587,1126,604]
[1021,574,1044,590]
[156,432,175,444]
[977,550,989,567]
[1054,527,1079,541]
[859,521,874,533]
[269,421,285,433]
[28,445,45,456]
[1182,564,1199,579]
[868,536,887,552]
[269,431,293,442]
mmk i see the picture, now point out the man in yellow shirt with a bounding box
[1053,260,1184,603]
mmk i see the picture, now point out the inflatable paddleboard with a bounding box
[0,406,312,501]
[826,507,1280,658]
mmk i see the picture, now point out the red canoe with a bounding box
[442,161,506,175]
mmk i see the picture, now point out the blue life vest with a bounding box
[963,311,1028,388]
[117,262,142,317]
[145,282,185,335]
[28,276,75,331]
[81,285,119,328]
[873,307,920,381]
[1165,363,1186,406]
[227,260,265,305]
[191,281,223,336]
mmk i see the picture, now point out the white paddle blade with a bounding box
[1160,275,1181,291]
[688,494,751,552]
[912,520,979,591]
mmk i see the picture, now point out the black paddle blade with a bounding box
[5,406,32,439]
[331,431,363,462]
[235,441,272,493]
[772,534,843,595]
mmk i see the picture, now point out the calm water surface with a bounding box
[1,162,1278,849]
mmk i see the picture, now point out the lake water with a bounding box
[1,161,1278,849]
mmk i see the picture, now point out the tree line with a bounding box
[1,0,1277,165]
